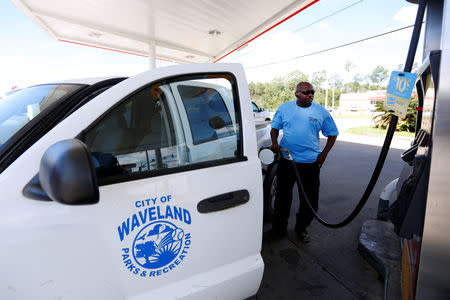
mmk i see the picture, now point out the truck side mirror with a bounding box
[39,139,99,205]
[260,107,265,112]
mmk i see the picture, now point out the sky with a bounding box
[0,0,422,94]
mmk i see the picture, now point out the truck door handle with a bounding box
[197,190,249,213]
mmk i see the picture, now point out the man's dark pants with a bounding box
[272,157,320,235]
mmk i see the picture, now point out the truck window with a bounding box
[177,85,234,145]
[252,102,259,112]
[0,84,82,149]
[83,74,241,183]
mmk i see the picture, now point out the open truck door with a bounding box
[0,63,264,300]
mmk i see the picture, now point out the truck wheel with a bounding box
[263,162,278,223]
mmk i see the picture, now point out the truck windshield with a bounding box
[0,84,82,150]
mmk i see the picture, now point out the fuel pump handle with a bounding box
[279,148,293,161]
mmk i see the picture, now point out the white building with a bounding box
[339,90,386,113]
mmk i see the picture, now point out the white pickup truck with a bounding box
[252,101,274,122]
[0,64,273,299]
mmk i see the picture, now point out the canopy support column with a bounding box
[149,41,156,69]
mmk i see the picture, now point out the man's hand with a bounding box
[317,135,337,167]
[316,152,327,167]
[270,143,281,153]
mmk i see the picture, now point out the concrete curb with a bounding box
[358,220,402,300]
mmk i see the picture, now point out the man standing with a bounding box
[270,81,338,242]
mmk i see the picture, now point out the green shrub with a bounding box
[372,98,417,132]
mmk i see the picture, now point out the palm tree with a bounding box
[344,61,355,92]
[372,99,417,132]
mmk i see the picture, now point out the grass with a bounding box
[346,126,415,137]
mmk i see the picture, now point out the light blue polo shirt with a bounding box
[272,100,339,163]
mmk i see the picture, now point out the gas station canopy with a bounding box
[12,0,317,64]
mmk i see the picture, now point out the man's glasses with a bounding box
[298,90,315,95]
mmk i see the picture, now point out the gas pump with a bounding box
[359,49,441,300]
[361,0,450,298]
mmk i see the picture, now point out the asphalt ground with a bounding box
[257,118,410,300]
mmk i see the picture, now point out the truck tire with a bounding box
[263,162,278,223]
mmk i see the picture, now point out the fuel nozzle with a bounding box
[280,148,293,161]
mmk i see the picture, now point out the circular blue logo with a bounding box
[132,221,185,269]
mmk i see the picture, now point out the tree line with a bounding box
[248,62,411,110]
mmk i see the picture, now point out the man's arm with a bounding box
[270,128,280,153]
[316,135,337,167]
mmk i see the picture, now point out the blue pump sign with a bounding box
[384,71,418,118]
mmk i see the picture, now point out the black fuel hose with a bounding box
[285,0,427,228]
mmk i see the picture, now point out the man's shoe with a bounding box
[297,231,310,243]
